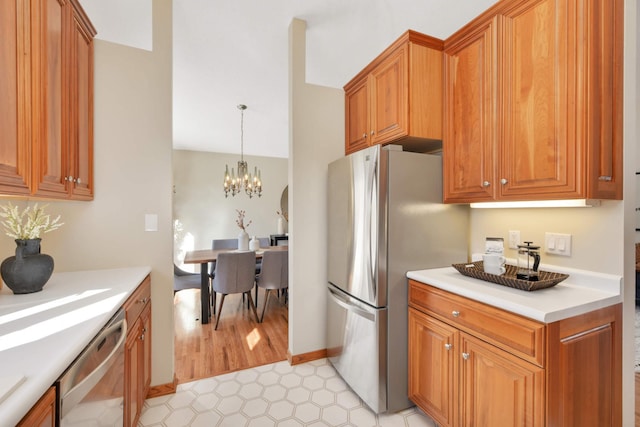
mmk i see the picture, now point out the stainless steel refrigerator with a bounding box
[327,144,469,413]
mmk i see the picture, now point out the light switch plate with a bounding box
[145,214,158,232]
[545,232,571,256]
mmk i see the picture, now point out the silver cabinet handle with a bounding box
[362,133,367,139]
[599,176,612,181]
[500,178,508,185]
[462,352,470,360]
[445,343,452,351]
[452,310,460,318]
[370,130,375,135]
[482,181,490,187]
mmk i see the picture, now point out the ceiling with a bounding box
[79,0,496,159]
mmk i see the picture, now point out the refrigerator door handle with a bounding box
[367,159,377,289]
[328,287,375,321]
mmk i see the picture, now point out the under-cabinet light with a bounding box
[469,199,601,209]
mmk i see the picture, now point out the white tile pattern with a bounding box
[140,359,437,427]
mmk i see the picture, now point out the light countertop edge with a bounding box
[0,266,151,427]
[407,265,622,324]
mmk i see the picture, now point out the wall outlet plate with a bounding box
[545,232,572,256]
[508,230,520,249]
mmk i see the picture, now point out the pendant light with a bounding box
[223,104,262,198]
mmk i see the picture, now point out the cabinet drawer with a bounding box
[124,275,151,326]
[409,280,545,366]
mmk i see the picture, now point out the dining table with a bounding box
[184,245,288,324]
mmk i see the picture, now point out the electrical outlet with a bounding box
[545,232,572,256]
[508,230,520,249]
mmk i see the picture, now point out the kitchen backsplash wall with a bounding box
[470,201,624,275]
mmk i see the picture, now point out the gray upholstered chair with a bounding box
[210,238,238,312]
[256,250,288,322]
[173,263,201,294]
[253,237,272,282]
[211,251,259,330]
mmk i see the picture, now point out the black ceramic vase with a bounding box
[1,239,54,294]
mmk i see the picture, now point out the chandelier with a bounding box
[223,104,262,198]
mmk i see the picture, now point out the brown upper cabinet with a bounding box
[443,0,623,203]
[1,0,95,200]
[344,30,444,155]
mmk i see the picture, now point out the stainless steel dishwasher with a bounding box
[56,307,127,426]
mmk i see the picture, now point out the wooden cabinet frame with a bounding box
[443,0,623,203]
[344,30,444,155]
[1,0,95,200]
[124,275,152,427]
[408,279,621,426]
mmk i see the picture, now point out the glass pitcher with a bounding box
[516,241,541,281]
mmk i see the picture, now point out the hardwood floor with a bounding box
[174,288,288,384]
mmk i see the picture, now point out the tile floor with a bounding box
[139,358,437,427]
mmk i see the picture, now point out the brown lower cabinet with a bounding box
[408,279,621,427]
[124,275,152,427]
[16,386,56,427]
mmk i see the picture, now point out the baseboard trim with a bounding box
[147,351,328,398]
[287,349,328,365]
[146,374,178,398]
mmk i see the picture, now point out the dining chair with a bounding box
[256,250,288,322]
[173,263,200,294]
[211,251,259,330]
[210,239,238,313]
[253,237,272,283]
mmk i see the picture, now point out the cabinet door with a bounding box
[0,0,31,195]
[68,9,93,200]
[499,0,579,199]
[546,304,621,426]
[460,333,544,427]
[443,18,497,203]
[17,386,56,427]
[369,47,407,145]
[344,76,370,154]
[585,0,623,199]
[141,302,152,401]
[31,0,71,198]
[408,308,457,427]
[125,319,141,427]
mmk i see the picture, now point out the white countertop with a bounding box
[407,262,622,323]
[0,266,151,427]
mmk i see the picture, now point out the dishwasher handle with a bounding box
[61,316,127,418]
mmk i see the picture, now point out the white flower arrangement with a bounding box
[0,203,64,240]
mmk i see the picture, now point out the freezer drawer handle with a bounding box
[61,318,127,417]
[328,288,375,321]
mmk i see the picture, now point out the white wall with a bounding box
[288,19,344,356]
[469,201,624,273]
[173,150,288,270]
[624,0,639,423]
[0,0,175,387]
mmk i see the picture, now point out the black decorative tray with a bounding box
[451,261,569,291]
